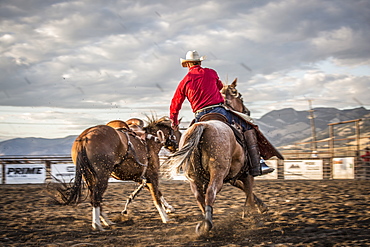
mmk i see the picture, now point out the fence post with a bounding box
[1,163,4,185]
[45,160,52,182]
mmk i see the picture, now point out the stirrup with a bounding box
[260,159,274,175]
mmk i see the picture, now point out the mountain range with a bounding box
[1,107,369,156]
[254,106,370,148]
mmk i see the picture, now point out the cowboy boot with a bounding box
[244,129,274,176]
[260,159,275,175]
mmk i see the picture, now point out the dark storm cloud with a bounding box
[0,0,369,113]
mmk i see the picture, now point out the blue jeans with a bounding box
[194,106,251,131]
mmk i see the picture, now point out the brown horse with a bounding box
[221,78,250,116]
[53,116,181,231]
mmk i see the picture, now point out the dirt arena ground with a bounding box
[0,179,369,247]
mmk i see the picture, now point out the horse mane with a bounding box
[144,115,171,130]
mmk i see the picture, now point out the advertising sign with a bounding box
[332,157,354,179]
[51,163,76,182]
[0,164,2,184]
[51,163,123,183]
[284,160,323,179]
[5,164,46,184]
[255,160,278,180]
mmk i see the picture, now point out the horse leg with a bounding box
[189,180,206,214]
[254,194,268,214]
[230,178,268,215]
[239,175,259,218]
[146,182,169,223]
[92,205,115,230]
[196,177,223,236]
[90,173,110,231]
[158,191,175,213]
[92,206,104,231]
[121,181,146,215]
[100,210,115,226]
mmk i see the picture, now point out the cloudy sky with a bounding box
[1,0,370,141]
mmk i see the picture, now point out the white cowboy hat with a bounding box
[180,50,206,67]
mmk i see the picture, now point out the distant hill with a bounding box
[0,136,77,156]
[0,107,369,156]
[254,107,370,147]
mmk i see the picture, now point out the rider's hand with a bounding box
[171,124,179,131]
[171,119,179,131]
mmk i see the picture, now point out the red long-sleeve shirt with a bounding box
[170,65,224,125]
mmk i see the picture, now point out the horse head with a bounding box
[221,78,251,116]
[144,115,181,152]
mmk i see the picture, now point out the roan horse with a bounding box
[163,79,281,236]
[51,116,181,231]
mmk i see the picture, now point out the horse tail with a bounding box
[163,124,205,178]
[53,141,95,205]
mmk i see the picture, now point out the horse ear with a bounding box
[231,78,237,88]
[178,117,182,124]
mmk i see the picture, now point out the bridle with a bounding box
[164,128,178,151]
[146,127,178,152]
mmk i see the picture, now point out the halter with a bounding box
[146,130,166,144]
[146,128,178,151]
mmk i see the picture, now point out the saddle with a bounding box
[198,113,245,148]
[197,111,284,160]
[125,118,146,140]
[106,119,146,140]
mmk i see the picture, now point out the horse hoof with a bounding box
[259,205,269,214]
[195,220,213,237]
[166,206,175,214]
[92,224,105,231]
[121,210,128,215]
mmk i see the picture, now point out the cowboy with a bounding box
[170,50,275,176]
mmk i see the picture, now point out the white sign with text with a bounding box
[284,160,323,179]
[332,157,355,179]
[5,164,46,184]
[51,163,76,182]
[51,163,124,183]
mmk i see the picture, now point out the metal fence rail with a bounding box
[1,155,369,184]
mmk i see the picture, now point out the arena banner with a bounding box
[5,164,46,184]
[51,163,124,183]
[284,160,323,179]
[51,163,76,183]
[0,164,3,184]
[255,159,278,180]
[332,157,354,179]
